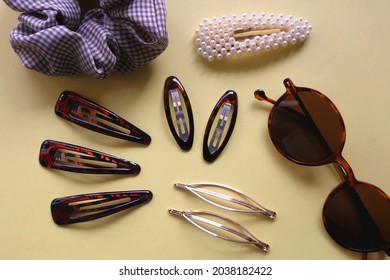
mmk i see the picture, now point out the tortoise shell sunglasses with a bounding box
[254,78,389,259]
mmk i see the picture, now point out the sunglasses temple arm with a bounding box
[254,89,276,104]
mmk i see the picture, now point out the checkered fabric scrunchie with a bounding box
[4,0,169,79]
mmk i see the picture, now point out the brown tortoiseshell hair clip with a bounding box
[55,91,151,145]
[163,76,194,150]
[39,139,141,174]
[51,190,153,225]
[203,90,238,162]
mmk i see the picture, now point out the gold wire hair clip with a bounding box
[175,182,276,218]
[168,209,270,252]
[195,13,312,61]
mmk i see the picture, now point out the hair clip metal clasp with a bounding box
[51,190,153,225]
[203,90,238,162]
[163,76,194,150]
[55,91,151,145]
[39,140,141,174]
[168,209,270,252]
[175,182,276,218]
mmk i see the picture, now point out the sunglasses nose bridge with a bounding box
[334,155,357,185]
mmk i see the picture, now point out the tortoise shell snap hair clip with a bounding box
[163,76,194,150]
[195,13,311,62]
[51,190,153,225]
[39,140,140,174]
[55,91,151,145]
[203,90,238,162]
[169,209,270,252]
[175,182,276,218]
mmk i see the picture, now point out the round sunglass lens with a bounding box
[323,181,390,253]
[269,90,344,165]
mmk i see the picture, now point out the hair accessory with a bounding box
[195,13,312,61]
[163,76,194,150]
[51,190,153,225]
[203,90,238,162]
[39,139,141,174]
[55,91,151,145]
[4,0,168,78]
[168,209,270,252]
[175,182,276,218]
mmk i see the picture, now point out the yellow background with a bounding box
[1,0,389,260]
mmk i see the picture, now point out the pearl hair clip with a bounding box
[195,13,312,62]
[175,182,276,218]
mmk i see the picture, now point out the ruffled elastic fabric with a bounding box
[4,0,169,79]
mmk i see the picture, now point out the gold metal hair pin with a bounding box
[168,209,270,252]
[175,182,276,218]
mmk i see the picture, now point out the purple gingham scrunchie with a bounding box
[4,0,169,79]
